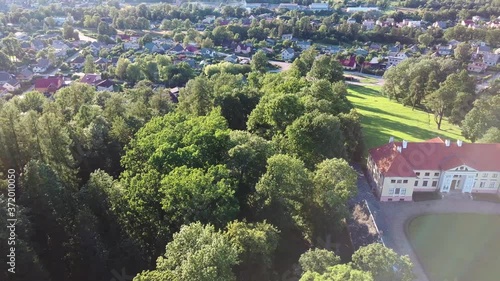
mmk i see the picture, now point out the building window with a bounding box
[401,188,406,195]
[395,188,401,195]
[389,188,394,195]
[483,173,488,178]
[493,174,498,178]
[432,181,438,187]
[480,181,486,188]
[434,172,440,176]
[425,172,430,176]
[489,182,496,188]
[416,172,420,176]
[403,180,408,183]
[423,181,428,187]
[459,166,464,170]
[391,180,396,183]
[397,180,402,183]
[414,181,418,186]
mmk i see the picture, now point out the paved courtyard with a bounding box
[352,164,500,281]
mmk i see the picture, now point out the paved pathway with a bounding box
[352,164,500,281]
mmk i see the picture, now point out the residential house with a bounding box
[0,87,8,97]
[51,40,69,58]
[462,19,476,28]
[437,44,453,56]
[200,48,216,58]
[70,56,85,69]
[96,79,115,91]
[367,137,500,202]
[309,2,329,11]
[265,38,276,46]
[34,76,64,94]
[168,44,185,55]
[0,72,20,92]
[477,45,492,55]
[282,34,293,40]
[362,20,375,30]
[33,59,51,73]
[388,45,401,57]
[323,45,343,55]
[94,57,110,69]
[482,52,500,66]
[346,7,379,13]
[278,3,300,10]
[296,40,311,50]
[402,19,421,28]
[235,44,252,54]
[281,48,295,61]
[386,52,410,68]
[16,68,33,82]
[347,18,357,24]
[124,41,140,50]
[224,54,239,63]
[467,62,487,73]
[340,55,357,70]
[448,39,461,47]
[31,39,45,51]
[144,42,159,53]
[80,74,102,86]
[354,48,368,56]
[432,21,447,29]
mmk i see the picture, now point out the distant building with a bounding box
[0,71,20,92]
[309,2,329,11]
[340,55,357,70]
[467,62,487,73]
[33,59,51,73]
[34,76,64,94]
[278,3,300,10]
[346,7,379,13]
[362,20,375,30]
[281,48,295,61]
[281,34,293,41]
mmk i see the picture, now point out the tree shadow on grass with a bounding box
[348,85,382,98]
[361,116,455,149]
[355,104,426,123]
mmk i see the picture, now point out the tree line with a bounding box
[0,49,415,281]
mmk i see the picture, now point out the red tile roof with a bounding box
[34,77,63,90]
[369,138,500,177]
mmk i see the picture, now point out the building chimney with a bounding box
[389,136,394,143]
[457,139,463,147]
[445,139,451,147]
[396,146,402,153]
[402,140,408,149]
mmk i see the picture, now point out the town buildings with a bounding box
[367,137,500,202]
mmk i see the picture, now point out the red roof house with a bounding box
[34,76,64,94]
[367,137,500,201]
[340,55,357,70]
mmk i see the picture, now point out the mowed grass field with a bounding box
[346,84,463,150]
[407,214,500,281]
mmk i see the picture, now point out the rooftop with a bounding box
[369,137,500,177]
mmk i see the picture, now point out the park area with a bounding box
[346,84,463,150]
[407,214,500,281]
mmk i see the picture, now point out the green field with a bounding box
[346,85,463,150]
[407,214,500,281]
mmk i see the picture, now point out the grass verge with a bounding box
[346,84,463,150]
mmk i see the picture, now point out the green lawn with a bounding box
[407,214,500,281]
[346,84,463,150]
